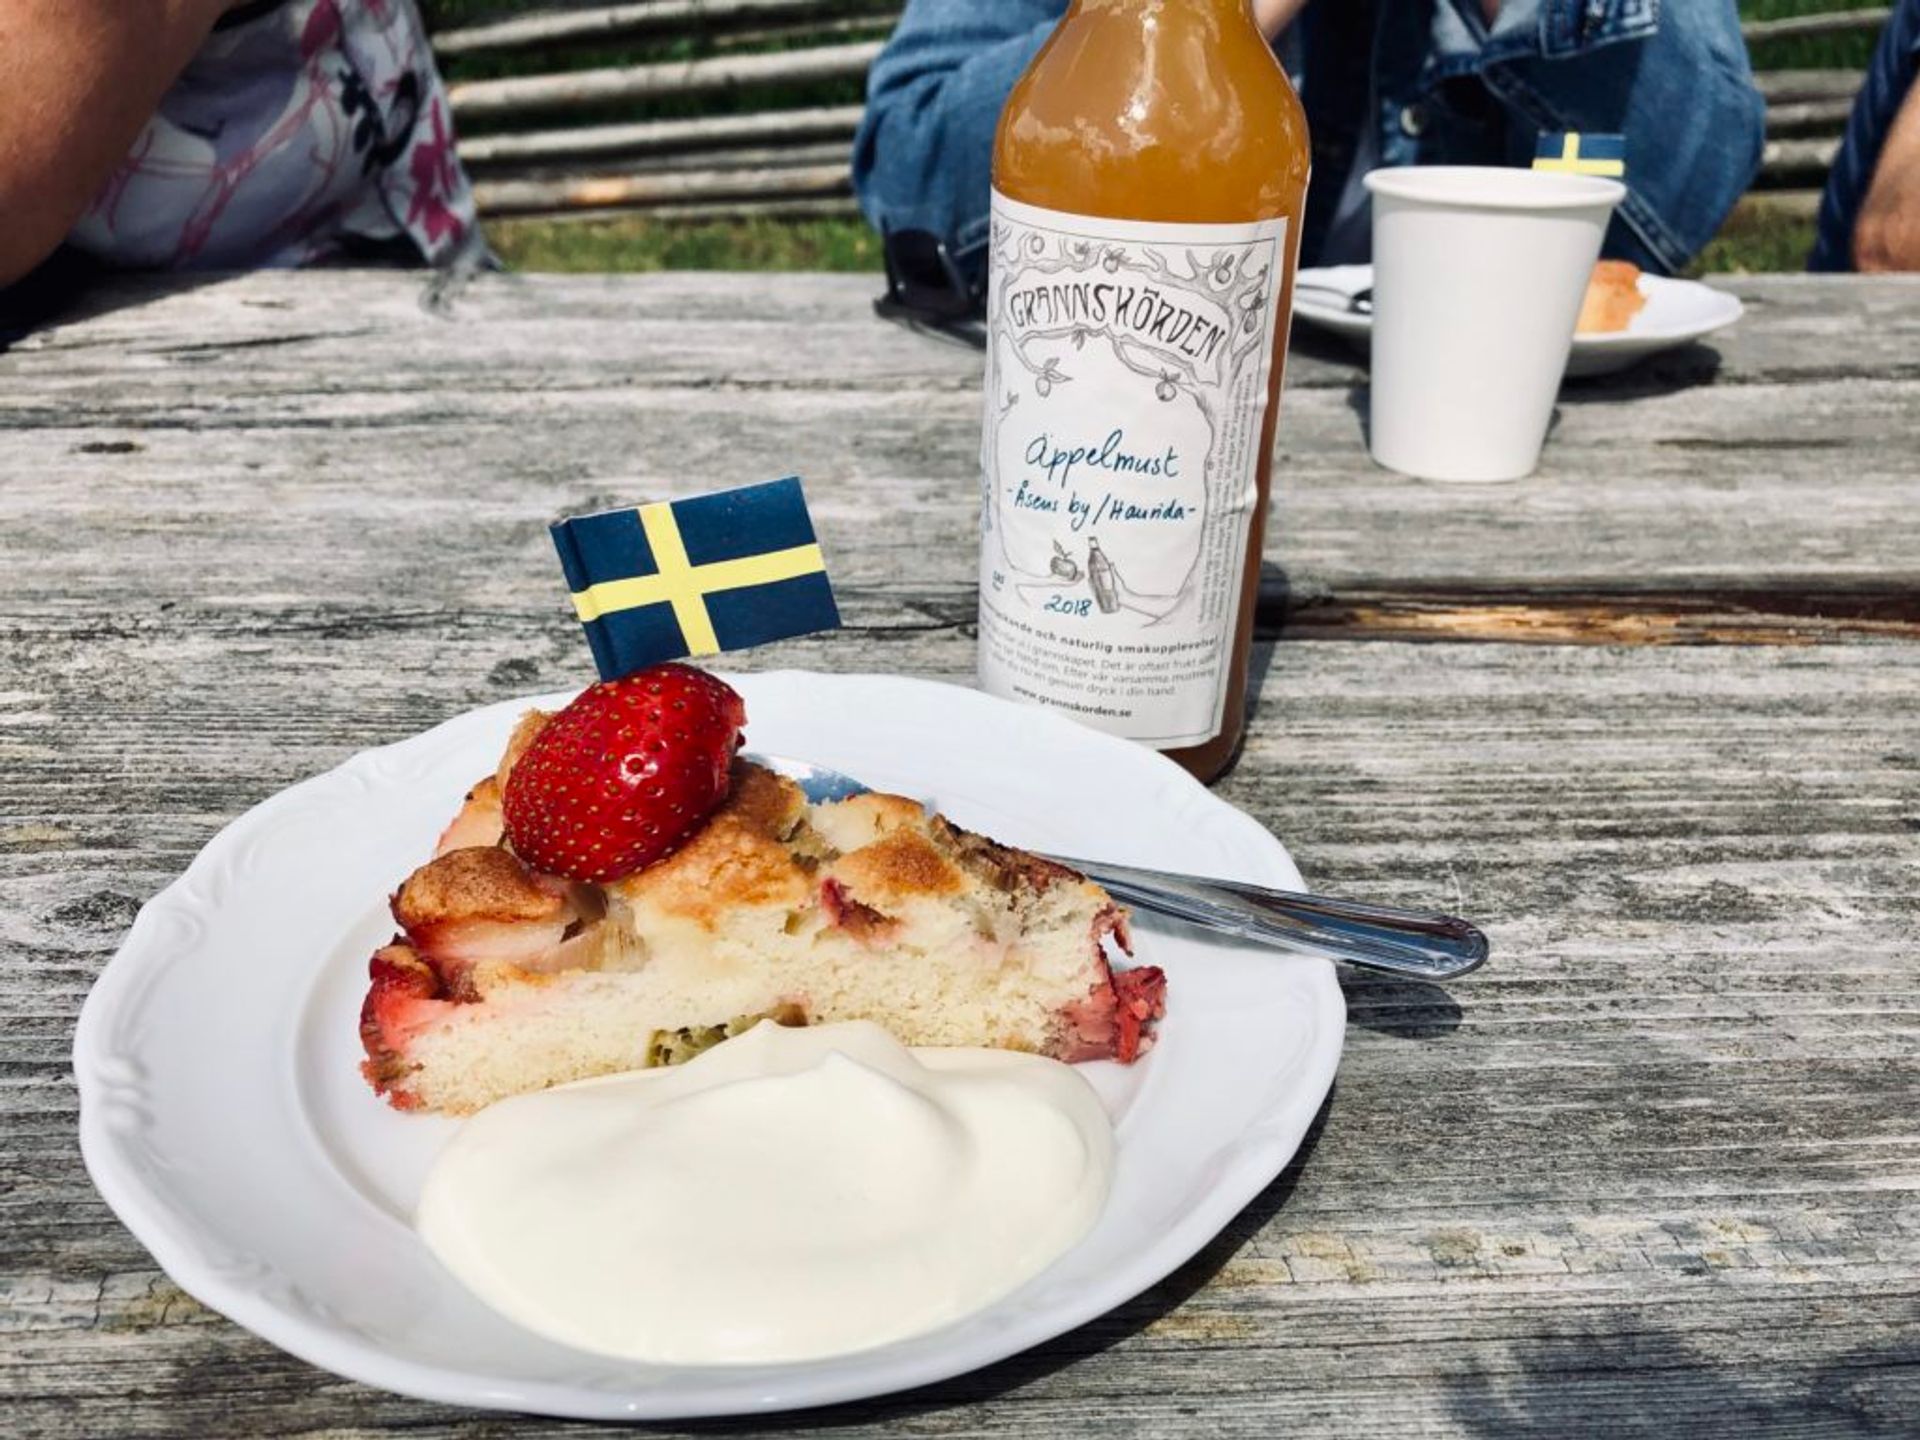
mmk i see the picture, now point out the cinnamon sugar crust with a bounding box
[394,846,566,931]
[407,761,1095,943]
[830,828,968,906]
[361,753,1158,1112]
[608,762,813,925]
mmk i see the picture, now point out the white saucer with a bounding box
[1293,263,1744,378]
[75,671,1345,1420]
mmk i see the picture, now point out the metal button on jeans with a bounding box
[1399,103,1429,137]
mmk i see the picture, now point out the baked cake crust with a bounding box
[360,714,1166,1113]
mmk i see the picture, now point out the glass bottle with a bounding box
[977,0,1309,782]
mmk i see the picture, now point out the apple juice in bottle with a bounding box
[978,0,1309,782]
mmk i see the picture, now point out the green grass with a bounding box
[1690,203,1821,275]
[1741,0,1882,69]
[490,209,1815,277]
[489,214,884,272]
[424,0,886,129]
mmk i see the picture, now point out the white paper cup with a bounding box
[1364,166,1625,483]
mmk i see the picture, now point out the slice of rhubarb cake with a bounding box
[359,673,1164,1114]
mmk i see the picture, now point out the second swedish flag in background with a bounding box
[1532,132,1627,178]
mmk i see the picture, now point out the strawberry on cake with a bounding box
[361,666,1165,1113]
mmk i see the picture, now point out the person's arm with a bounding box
[0,0,228,287]
[1852,77,1920,270]
[1250,0,1313,41]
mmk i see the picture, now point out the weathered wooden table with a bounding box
[5,271,1918,1437]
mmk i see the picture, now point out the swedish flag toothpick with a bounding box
[1533,132,1626,177]
[551,478,840,679]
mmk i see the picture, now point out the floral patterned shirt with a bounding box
[70,0,478,270]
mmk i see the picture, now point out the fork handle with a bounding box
[1055,857,1488,980]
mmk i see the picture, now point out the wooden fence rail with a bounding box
[1755,67,1875,102]
[439,1,1888,59]
[458,104,864,167]
[439,5,1882,220]
[478,137,851,185]
[1765,97,1858,135]
[1741,6,1888,43]
[1760,137,1845,185]
[447,39,884,120]
[435,0,897,58]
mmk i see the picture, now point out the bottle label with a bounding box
[979,193,1290,748]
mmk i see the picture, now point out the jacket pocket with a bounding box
[1540,0,1660,59]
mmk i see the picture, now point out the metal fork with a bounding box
[754,754,1487,982]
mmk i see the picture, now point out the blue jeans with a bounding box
[1811,0,1920,270]
[853,0,1765,282]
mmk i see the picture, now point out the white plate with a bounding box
[1293,263,1744,378]
[74,671,1344,1420]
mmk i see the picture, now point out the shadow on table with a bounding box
[1436,1318,1919,1436]
[1339,970,1464,1039]
[1287,318,1366,372]
[1341,382,1569,454]
[1564,340,1728,399]
[1229,565,1286,773]
[1249,585,1470,1043]
[672,1095,1339,1436]
[1,246,442,354]
[0,257,234,352]
[1248,614,1282,703]
[1328,341,1727,452]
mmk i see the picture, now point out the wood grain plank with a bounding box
[3,423,1915,638]
[4,273,1919,639]
[6,631,1919,1435]
[13,270,1920,389]
[4,272,1918,1437]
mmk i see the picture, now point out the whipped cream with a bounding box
[416,1019,1113,1365]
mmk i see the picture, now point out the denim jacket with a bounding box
[853,0,1765,281]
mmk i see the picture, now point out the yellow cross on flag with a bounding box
[552,479,840,677]
[1532,132,1626,178]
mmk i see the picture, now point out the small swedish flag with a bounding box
[1533,132,1626,177]
[551,478,841,680]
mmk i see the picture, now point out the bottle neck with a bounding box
[1070,0,1253,9]
[1063,1,1264,40]
[1068,0,1255,13]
